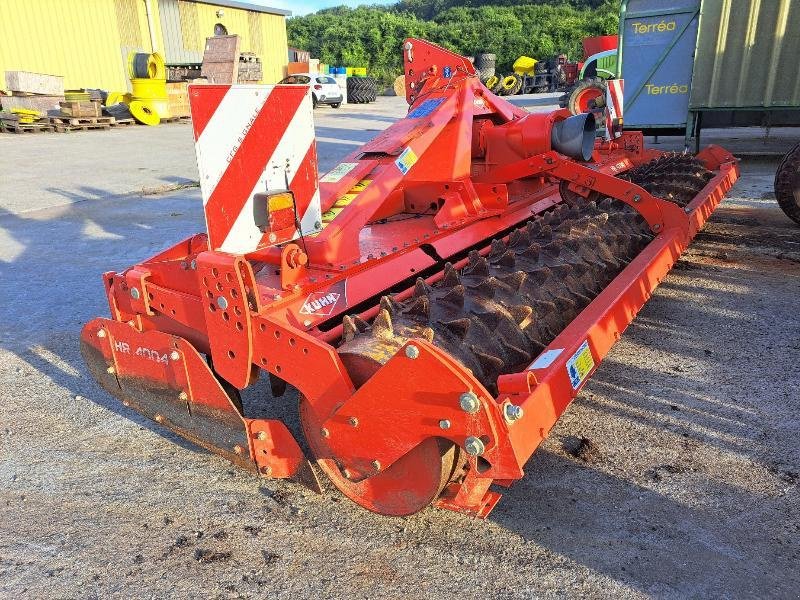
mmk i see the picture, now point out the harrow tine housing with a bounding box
[80,39,738,518]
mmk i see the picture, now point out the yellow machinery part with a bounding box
[129,100,161,126]
[131,78,168,99]
[485,75,499,89]
[501,75,518,90]
[513,56,538,76]
[105,92,126,106]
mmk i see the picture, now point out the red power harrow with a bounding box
[80,40,738,518]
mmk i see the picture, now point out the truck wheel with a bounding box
[774,142,800,225]
[566,77,607,115]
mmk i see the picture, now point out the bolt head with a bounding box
[190,259,197,270]
[234,445,243,455]
[320,428,330,438]
[342,468,352,479]
[348,417,359,427]
[504,403,524,423]
[261,465,272,476]
[106,366,115,375]
[155,414,164,423]
[178,391,188,401]
[439,419,451,430]
[170,350,180,361]
[371,460,381,471]
[405,345,420,359]
[217,296,229,310]
[256,431,267,440]
[459,391,480,414]
[303,319,312,327]
[130,287,140,300]
[464,436,485,456]
[97,329,106,338]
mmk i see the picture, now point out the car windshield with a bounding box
[280,75,310,84]
[316,76,336,84]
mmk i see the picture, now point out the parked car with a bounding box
[277,73,343,108]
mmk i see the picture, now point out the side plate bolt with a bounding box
[459,391,480,414]
[217,296,229,310]
[405,345,420,359]
[464,436,485,456]
[106,366,116,375]
[320,428,330,438]
[342,468,352,479]
[130,287,140,300]
[178,391,188,401]
[170,350,181,361]
[372,460,381,471]
[190,259,197,270]
[439,419,451,430]
[155,414,164,423]
[504,403,524,423]
[97,329,106,338]
[632,194,641,203]
[234,445,243,455]
[348,417,359,427]
[261,465,272,476]
[256,431,267,440]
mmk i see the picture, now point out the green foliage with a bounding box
[287,1,620,86]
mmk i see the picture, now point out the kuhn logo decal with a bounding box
[300,292,341,316]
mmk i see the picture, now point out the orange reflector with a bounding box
[265,191,296,233]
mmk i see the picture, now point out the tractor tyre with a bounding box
[498,74,519,96]
[362,77,378,102]
[774,142,800,225]
[507,74,523,96]
[347,77,369,104]
[566,77,607,115]
[474,53,496,70]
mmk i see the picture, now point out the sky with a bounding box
[248,0,394,17]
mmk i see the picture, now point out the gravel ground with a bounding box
[0,97,798,599]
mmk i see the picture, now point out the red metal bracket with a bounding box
[319,339,523,482]
[195,252,261,389]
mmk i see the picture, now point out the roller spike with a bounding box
[488,238,507,259]
[471,347,504,377]
[468,276,500,299]
[498,250,516,267]
[414,277,432,297]
[441,263,461,288]
[373,308,394,338]
[470,309,501,330]
[419,327,435,342]
[464,252,490,278]
[508,304,534,328]
[500,339,531,365]
[498,270,527,292]
[441,318,471,339]
[523,244,540,262]
[380,295,396,314]
[403,295,430,320]
[440,284,465,307]
[342,315,358,342]
[529,266,552,286]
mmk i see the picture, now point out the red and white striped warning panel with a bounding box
[604,79,624,141]
[189,84,321,254]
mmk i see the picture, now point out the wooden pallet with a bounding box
[160,115,192,123]
[0,120,53,134]
[49,115,113,132]
[109,118,135,127]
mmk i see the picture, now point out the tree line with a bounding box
[287,1,620,85]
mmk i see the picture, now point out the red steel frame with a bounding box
[80,39,738,518]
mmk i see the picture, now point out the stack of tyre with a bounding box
[482,73,523,96]
[346,77,378,104]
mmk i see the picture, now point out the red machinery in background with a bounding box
[80,39,737,518]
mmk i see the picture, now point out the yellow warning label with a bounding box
[567,340,595,389]
[320,179,372,225]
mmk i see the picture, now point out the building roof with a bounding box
[187,0,291,17]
